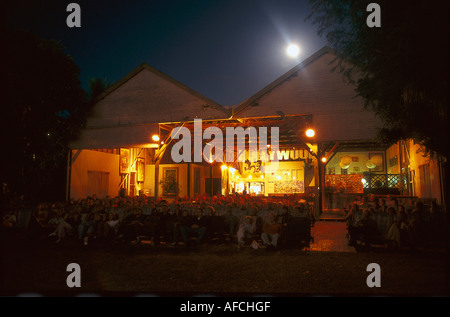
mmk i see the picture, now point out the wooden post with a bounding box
[316,143,326,217]
[154,158,159,199]
[187,162,191,198]
[317,159,324,218]
[65,149,72,202]
[210,163,213,197]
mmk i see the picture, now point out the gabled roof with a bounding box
[95,62,231,117]
[229,46,382,144]
[232,46,338,118]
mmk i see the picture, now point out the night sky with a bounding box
[6,0,328,106]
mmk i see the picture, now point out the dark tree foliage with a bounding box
[89,77,112,103]
[307,0,449,159]
[2,29,90,204]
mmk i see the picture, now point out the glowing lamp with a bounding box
[371,155,383,166]
[321,157,327,163]
[340,155,352,166]
[305,129,315,138]
[366,160,376,169]
[152,134,160,142]
[221,165,228,171]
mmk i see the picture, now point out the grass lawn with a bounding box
[1,232,448,297]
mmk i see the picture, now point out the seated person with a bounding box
[347,209,378,246]
[27,205,52,240]
[67,211,81,230]
[146,209,162,246]
[93,209,106,240]
[48,208,76,243]
[179,207,207,246]
[204,205,216,216]
[77,210,97,245]
[223,205,238,239]
[405,209,424,248]
[118,207,148,244]
[170,208,188,246]
[236,215,256,248]
[345,203,361,229]
[103,212,120,242]
[385,209,408,249]
[2,209,17,228]
[261,212,282,248]
[154,203,174,244]
[277,205,292,244]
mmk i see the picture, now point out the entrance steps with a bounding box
[319,209,347,222]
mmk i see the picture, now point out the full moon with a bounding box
[286,44,300,57]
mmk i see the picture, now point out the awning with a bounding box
[69,123,160,149]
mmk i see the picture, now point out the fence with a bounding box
[362,173,407,193]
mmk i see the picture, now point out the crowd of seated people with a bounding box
[4,192,444,251]
[344,195,446,251]
[2,193,316,250]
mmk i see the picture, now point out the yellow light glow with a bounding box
[321,157,327,163]
[260,175,264,179]
[305,129,315,138]
[152,134,160,142]
[209,159,213,163]
[248,175,252,179]
[221,165,228,171]
[277,176,281,180]
[229,167,236,173]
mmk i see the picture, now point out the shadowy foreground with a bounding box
[1,232,448,297]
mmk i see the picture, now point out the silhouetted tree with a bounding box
[2,29,90,204]
[89,77,112,103]
[307,0,449,159]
